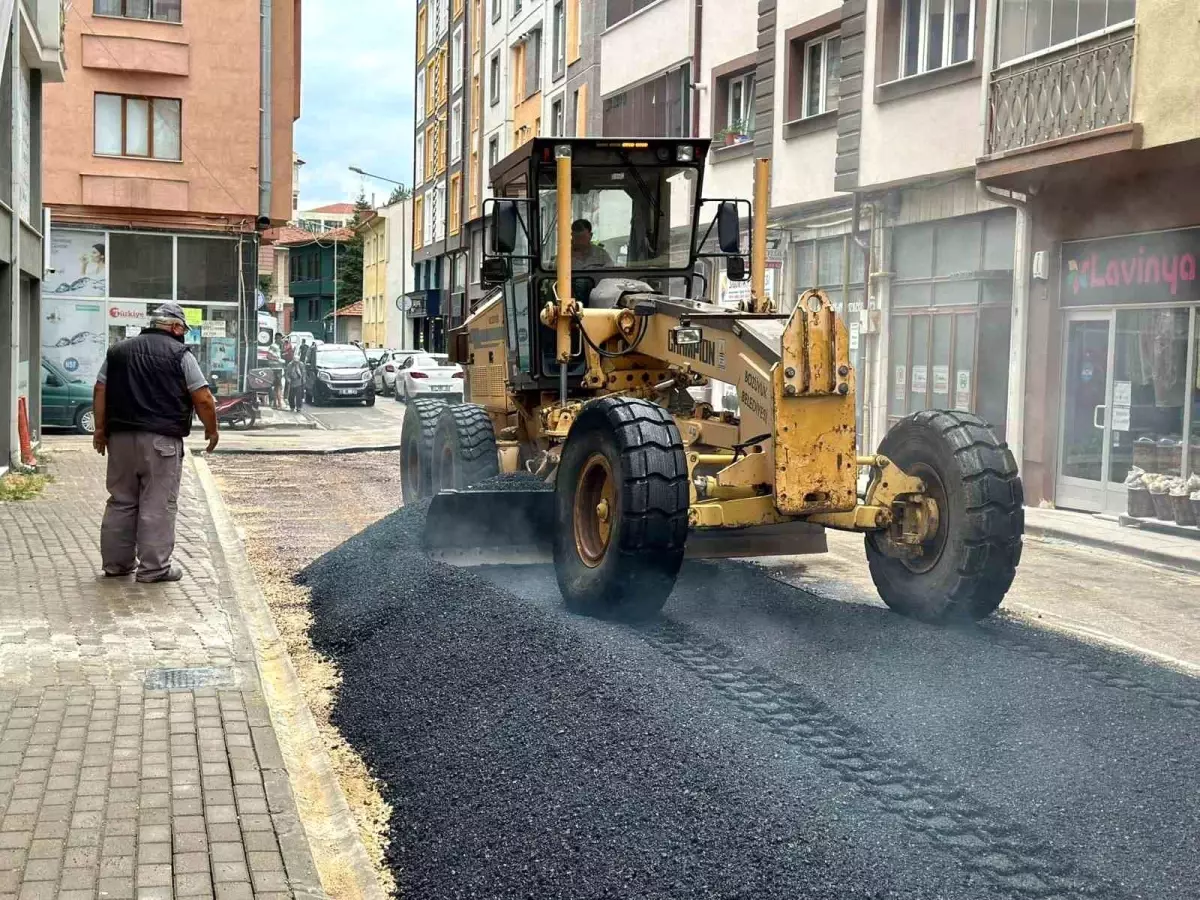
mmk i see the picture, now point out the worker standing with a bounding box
[92,302,220,583]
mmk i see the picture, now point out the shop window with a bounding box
[94,0,181,23]
[997,0,1136,64]
[110,233,172,300]
[887,211,1016,436]
[879,0,974,82]
[178,238,238,305]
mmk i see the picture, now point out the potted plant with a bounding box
[715,119,749,147]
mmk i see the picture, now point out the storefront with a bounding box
[1053,228,1200,513]
[41,229,255,393]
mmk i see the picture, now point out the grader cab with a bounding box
[402,137,1023,623]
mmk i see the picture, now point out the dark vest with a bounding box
[105,330,195,438]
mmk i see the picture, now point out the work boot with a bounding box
[137,565,183,584]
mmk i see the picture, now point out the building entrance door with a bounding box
[1056,312,1115,512]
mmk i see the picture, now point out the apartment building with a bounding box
[295,201,354,233]
[358,197,414,349]
[41,0,301,397]
[975,0,1200,511]
[1,0,67,471]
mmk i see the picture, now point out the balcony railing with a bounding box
[985,26,1135,156]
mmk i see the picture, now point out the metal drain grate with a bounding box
[144,667,235,691]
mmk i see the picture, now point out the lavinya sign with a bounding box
[1061,228,1200,307]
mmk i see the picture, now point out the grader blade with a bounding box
[422,488,556,566]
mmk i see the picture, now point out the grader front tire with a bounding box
[865,410,1023,623]
[553,397,689,621]
[401,397,448,504]
[432,404,499,493]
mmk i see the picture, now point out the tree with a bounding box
[335,192,374,307]
[387,184,411,204]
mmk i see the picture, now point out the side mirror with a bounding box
[716,202,741,254]
[726,256,748,282]
[481,257,510,286]
[491,200,519,254]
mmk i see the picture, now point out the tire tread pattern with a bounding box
[401,397,448,503]
[436,403,499,489]
[869,409,1024,621]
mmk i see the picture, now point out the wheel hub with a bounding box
[895,463,947,574]
[574,453,615,568]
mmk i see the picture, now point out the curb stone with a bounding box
[192,442,404,457]
[193,455,388,900]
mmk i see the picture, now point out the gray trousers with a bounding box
[100,431,185,581]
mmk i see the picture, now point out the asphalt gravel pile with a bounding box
[299,479,907,900]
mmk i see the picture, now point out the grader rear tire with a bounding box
[432,404,499,492]
[553,397,689,620]
[401,397,448,504]
[865,410,1023,623]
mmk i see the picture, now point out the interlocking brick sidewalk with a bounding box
[0,441,322,900]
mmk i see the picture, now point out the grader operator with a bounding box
[402,138,1023,624]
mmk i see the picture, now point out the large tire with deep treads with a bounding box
[401,397,448,504]
[432,404,499,492]
[865,409,1023,623]
[553,397,689,620]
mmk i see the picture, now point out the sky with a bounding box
[294,1,415,211]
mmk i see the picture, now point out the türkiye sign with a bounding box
[1061,228,1200,307]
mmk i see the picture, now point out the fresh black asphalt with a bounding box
[299,487,1200,900]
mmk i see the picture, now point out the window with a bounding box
[492,0,502,22]
[488,135,499,171]
[452,24,464,91]
[801,34,840,118]
[417,7,427,58]
[451,100,463,162]
[552,1,566,81]
[416,69,426,123]
[413,195,425,249]
[94,93,181,161]
[178,237,238,305]
[724,71,755,136]
[415,132,425,184]
[894,0,973,78]
[94,0,181,23]
[887,212,1016,435]
[571,89,581,136]
[602,64,690,137]
[449,173,462,235]
[429,48,448,109]
[551,97,564,136]
[997,0,1136,64]
[430,183,446,242]
[489,53,501,105]
[109,233,173,300]
[606,0,657,28]
[513,0,521,14]
[523,28,542,98]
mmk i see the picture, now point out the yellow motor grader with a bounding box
[402,137,1023,623]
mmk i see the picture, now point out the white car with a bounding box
[373,349,420,395]
[396,353,463,403]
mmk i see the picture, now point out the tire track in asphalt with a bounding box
[752,564,1200,720]
[634,617,1117,900]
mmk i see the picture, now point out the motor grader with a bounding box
[402,137,1023,623]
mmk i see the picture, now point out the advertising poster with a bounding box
[107,301,149,331]
[42,299,106,383]
[894,365,907,401]
[911,365,928,394]
[46,230,107,298]
[955,370,971,410]
[932,365,950,395]
[208,338,237,378]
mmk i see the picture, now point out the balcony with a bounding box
[985,25,1135,157]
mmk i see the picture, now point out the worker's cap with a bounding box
[150,302,188,326]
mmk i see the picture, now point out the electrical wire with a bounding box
[551,282,649,359]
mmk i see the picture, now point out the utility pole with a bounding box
[333,238,338,343]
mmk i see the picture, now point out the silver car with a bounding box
[373,349,419,396]
[396,352,463,403]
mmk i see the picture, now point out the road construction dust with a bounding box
[209,452,402,897]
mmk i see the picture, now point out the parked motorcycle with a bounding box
[209,376,260,429]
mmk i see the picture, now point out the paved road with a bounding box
[209,453,1200,900]
[303,396,406,433]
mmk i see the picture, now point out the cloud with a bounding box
[295,0,415,211]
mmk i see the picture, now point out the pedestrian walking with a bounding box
[298,339,310,364]
[284,354,306,412]
[92,302,220,583]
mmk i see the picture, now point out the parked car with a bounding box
[366,348,391,370]
[305,343,375,406]
[395,353,463,404]
[40,357,96,434]
[373,349,420,396]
